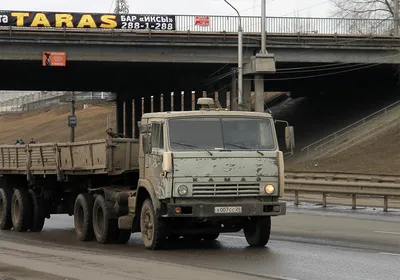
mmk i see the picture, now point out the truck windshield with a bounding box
[168,117,275,151]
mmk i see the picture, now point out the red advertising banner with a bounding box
[195,16,210,27]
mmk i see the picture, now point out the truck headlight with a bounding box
[264,184,275,194]
[177,185,188,196]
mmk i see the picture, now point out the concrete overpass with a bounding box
[1,12,399,137]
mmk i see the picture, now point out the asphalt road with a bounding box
[0,208,400,280]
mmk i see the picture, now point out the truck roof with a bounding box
[142,110,273,119]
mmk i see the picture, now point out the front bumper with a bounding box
[164,201,286,217]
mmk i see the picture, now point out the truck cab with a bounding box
[129,98,293,249]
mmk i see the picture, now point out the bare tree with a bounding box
[330,0,398,34]
[331,0,395,19]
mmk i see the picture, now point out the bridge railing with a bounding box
[0,15,396,36]
[285,171,400,211]
[176,15,396,36]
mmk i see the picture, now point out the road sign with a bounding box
[68,115,77,127]
[42,52,66,67]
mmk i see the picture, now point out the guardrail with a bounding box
[285,171,400,211]
[300,100,400,159]
[0,15,397,36]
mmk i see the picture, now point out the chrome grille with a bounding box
[192,183,260,197]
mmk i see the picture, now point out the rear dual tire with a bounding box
[11,188,32,232]
[0,187,13,230]
[93,195,131,244]
[74,193,131,244]
[1,187,46,232]
[28,189,46,232]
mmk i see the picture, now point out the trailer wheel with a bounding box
[11,188,32,232]
[243,216,271,247]
[28,189,46,232]
[93,194,117,244]
[0,187,13,230]
[74,193,95,241]
[116,229,131,244]
[140,198,167,250]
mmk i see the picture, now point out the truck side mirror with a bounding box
[141,134,152,154]
[162,151,173,173]
[139,123,151,134]
[285,126,295,150]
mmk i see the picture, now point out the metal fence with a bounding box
[0,15,397,36]
[0,91,115,113]
[285,171,400,211]
[175,15,396,35]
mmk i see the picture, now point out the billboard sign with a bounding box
[0,11,176,31]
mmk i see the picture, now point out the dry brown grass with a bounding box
[0,100,116,144]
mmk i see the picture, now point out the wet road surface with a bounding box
[1,208,400,280]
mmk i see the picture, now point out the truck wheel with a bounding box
[140,198,167,250]
[0,187,13,230]
[243,216,271,247]
[11,188,32,232]
[116,229,131,244]
[28,189,46,232]
[93,194,117,244]
[74,193,95,241]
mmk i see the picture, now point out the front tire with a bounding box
[92,194,117,244]
[0,187,13,230]
[11,188,32,232]
[243,216,271,247]
[74,193,95,241]
[140,198,167,250]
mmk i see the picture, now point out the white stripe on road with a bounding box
[221,235,245,240]
[374,231,400,235]
[379,252,400,257]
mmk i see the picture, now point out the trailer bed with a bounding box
[0,138,139,178]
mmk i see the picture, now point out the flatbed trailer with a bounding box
[0,138,139,177]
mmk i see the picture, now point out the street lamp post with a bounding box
[224,0,243,108]
[255,0,267,113]
[261,0,267,54]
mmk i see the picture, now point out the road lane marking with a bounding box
[374,231,400,235]
[379,252,400,257]
[222,235,245,240]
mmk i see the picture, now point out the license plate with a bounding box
[214,206,242,214]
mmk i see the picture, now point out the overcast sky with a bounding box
[1,0,334,18]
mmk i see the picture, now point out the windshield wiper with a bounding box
[225,142,264,156]
[171,141,213,156]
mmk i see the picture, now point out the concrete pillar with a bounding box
[219,89,227,108]
[124,99,133,138]
[173,92,181,111]
[254,74,264,112]
[194,90,203,110]
[134,97,142,139]
[230,74,238,111]
[143,96,151,114]
[184,90,192,111]
[242,77,251,111]
[116,98,124,134]
[153,94,161,113]
[164,93,171,112]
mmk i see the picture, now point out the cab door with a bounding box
[145,121,170,199]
